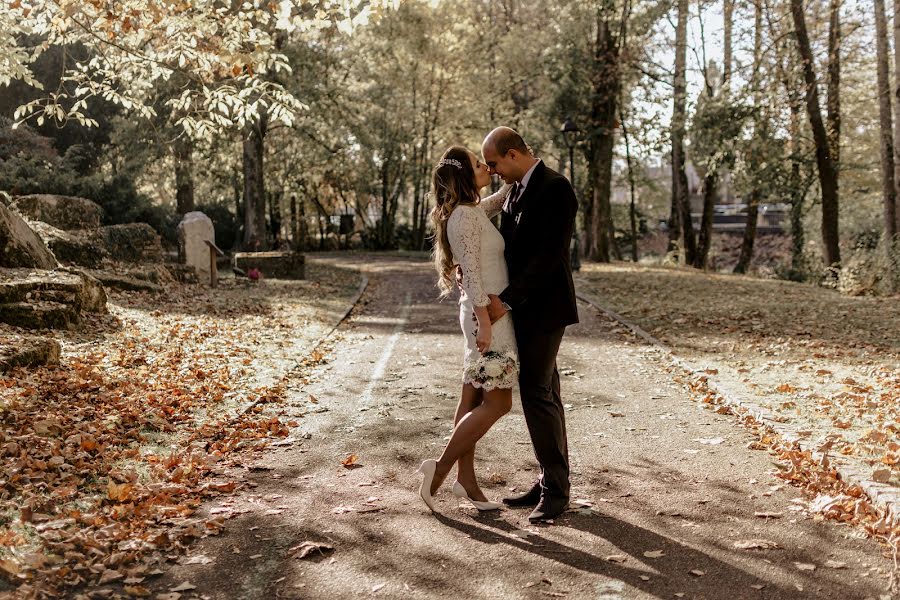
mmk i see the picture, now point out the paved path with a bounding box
[153,255,894,600]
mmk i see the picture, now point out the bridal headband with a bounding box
[438,158,462,169]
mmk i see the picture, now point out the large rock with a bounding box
[0,202,58,269]
[28,220,106,268]
[233,251,306,280]
[85,269,162,293]
[177,211,215,284]
[0,336,60,372]
[0,268,107,329]
[91,223,162,263]
[10,194,104,231]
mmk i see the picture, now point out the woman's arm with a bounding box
[447,207,489,307]
[472,304,492,354]
[480,183,513,219]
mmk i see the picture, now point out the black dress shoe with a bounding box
[502,482,542,507]
[528,497,569,522]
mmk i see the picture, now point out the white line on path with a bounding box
[359,292,412,407]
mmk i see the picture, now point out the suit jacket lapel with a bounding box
[512,161,545,225]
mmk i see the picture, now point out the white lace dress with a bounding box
[446,186,519,391]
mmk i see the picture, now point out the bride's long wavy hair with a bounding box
[430,145,480,297]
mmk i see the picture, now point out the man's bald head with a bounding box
[482,126,530,157]
[481,126,537,184]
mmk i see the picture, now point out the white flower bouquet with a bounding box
[463,350,518,388]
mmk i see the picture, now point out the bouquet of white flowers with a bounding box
[463,350,518,390]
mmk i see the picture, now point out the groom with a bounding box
[482,126,579,522]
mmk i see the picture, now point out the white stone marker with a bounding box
[177,211,215,284]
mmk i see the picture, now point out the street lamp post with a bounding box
[560,116,581,271]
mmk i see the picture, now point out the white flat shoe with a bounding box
[417,459,438,513]
[452,481,503,511]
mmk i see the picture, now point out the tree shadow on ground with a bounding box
[437,510,841,599]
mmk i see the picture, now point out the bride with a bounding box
[417,145,518,513]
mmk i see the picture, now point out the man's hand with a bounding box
[455,265,464,291]
[487,294,507,324]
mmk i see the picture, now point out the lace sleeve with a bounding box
[447,206,489,307]
[480,183,513,219]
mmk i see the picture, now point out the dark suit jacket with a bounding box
[498,161,579,333]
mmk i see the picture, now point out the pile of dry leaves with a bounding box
[0,263,360,598]
[678,369,900,591]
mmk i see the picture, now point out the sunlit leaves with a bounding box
[3,0,378,138]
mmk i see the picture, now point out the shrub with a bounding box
[195,201,239,251]
[836,239,900,296]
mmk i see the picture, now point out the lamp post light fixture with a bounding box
[560,116,579,190]
[560,116,581,271]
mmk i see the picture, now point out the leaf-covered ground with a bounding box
[0,261,361,598]
[576,263,900,535]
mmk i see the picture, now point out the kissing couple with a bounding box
[417,126,579,523]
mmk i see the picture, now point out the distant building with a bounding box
[614,158,785,233]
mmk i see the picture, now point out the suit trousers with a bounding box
[514,322,570,500]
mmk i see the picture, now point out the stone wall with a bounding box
[10,194,104,230]
[91,223,163,263]
[233,251,305,280]
[0,268,107,329]
[28,220,106,268]
[0,202,58,269]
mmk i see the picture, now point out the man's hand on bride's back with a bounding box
[487,294,507,324]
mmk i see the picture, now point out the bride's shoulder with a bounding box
[446,203,481,232]
[448,203,480,218]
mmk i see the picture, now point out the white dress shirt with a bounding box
[511,158,542,205]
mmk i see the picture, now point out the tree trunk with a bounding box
[380,163,390,249]
[667,150,682,255]
[723,0,733,89]
[789,99,806,275]
[232,169,243,250]
[694,171,716,268]
[672,0,696,264]
[734,190,760,273]
[876,0,897,242]
[298,195,310,251]
[893,0,900,235]
[774,1,807,276]
[736,0,763,274]
[790,0,841,267]
[590,143,615,263]
[583,162,596,257]
[588,12,620,263]
[827,0,841,167]
[242,115,268,251]
[173,138,195,215]
[268,190,282,249]
[620,103,639,262]
[290,195,299,250]
[692,0,728,269]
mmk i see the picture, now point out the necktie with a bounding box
[509,183,521,211]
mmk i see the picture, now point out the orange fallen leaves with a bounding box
[0,275,354,596]
[107,481,134,503]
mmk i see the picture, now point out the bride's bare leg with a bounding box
[431,387,512,495]
[454,384,486,501]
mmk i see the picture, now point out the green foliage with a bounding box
[689,95,753,173]
[0,121,176,244]
[196,201,240,252]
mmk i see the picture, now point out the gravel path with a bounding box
[148,255,895,600]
